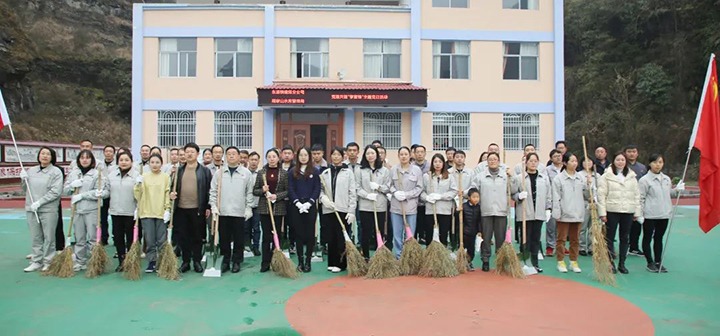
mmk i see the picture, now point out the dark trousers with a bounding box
[244,208,260,250]
[436,214,452,246]
[642,218,668,264]
[325,212,348,269]
[111,215,134,257]
[260,214,284,266]
[100,197,110,245]
[480,216,507,262]
[630,220,642,251]
[384,204,393,250]
[175,208,205,263]
[518,220,543,267]
[359,210,387,258]
[285,210,297,247]
[219,215,245,264]
[606,212,633,264]
[463,233,476,262]
[416,206,431,245]
[451,211,460,249]
[292,205,317,262]
[319,208,329,246]
[56,203,65,251]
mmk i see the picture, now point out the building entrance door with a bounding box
[276,109,343,160]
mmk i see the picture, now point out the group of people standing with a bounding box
[21,137,683,276]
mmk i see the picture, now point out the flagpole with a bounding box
[658,53,715,273]
[8,123,40,222]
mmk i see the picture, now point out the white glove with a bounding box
[94,189,103,198]
[386,193,392,201]
[367,193,378,202]
[295,202,304,211]
[163,210,171,223]
[30,201,40,212]
[369,181,380,191]
[637,216,645,224]
[70,179,83,188]
[211,206,219,216]
[393,191,406,201]
[454,196,461,208]
[133,209,138,220]
[71,194,83,204]
[345,213,356,225]
[320,195,336,211]
[19,170,28,180]
[245,209,253,220]
[425,194,437,204]
[545,209,552,222]
[518,191,528,200]
[675,181,685,191]
[302,202,312,212]
[135,176,144,185]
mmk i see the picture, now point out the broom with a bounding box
[43,188,79,278]
[397,170,423,276]
[366,172,400,279]
[320,178,366,276]
[582,136,616,286]
[455,173,468,274]
[263,173,298,279]
[86,170,109,278]
[494,159,525,279]
[123,198,142,281]
[418,181,458,278]
[157,167,180,280]
[516,165,538,276]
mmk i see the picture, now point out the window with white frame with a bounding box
[364,40,401,79]
[215,38,253,77]
[503,42,539,80]
[432,0,469,8]
[214,111,253,148]
[291,39,329,78]
[433,41,470,79]
[158,110,196,147]
[363,112,402,150]
[159,38,197,77]
[503,113,540,151]
[502,0,539,10]
[432,113,470,151]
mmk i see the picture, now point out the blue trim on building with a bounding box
[144,99,259,111]
[264,6,275,85]
[421,29,553,42]
[144,27,264,38]
[131,4,143,157]
[275,27,410,39]
[343,108,355,145]
[410,0,422,86]
[425,102,554,113]
[553,0,565,141]
[411,109,422,145]
[263,108,274,153]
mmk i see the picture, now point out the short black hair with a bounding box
[281,145,294,152]
[555,140,567,148]
[371,140,383,146]
[623,145,638,151]
[445,147,456,153]
[549,149,561,158]
[184,142,200,153]
[80,139,93,146]
[103,145,116,152]
[225,146,239,154]
[116,151,133,165]
[238,149,249,155]
[647,153,663,166]
[453,150,466,158]
[141,144,151,150]
[150,146,161,153]
[524,143,535,150]
[414,144,426,151]
[330,146,345,157]
[488,142,499,148]
[311,144,324,152]
[202,148,211,155]
[76,149,97,169]
[346,142,360,150]
[467,187,480,198]
[169,147,179,153]
[211,144,224,152]
[249,151,260,159]
[410,144,418,150]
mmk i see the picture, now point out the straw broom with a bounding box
[397,170,423,276]
[43,188,79,278]
[495,154,525,279]
[157,166,180,280]
[320,178,366,276]
[263,173,298,279]
[86,170,109,278]
[366,172,400,279]
[582,136,616,286]
[454,173,468,274]
[419,176,458,278]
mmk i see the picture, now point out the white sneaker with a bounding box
[570,261,582,273]
[73,264,87,272]
[25,254,32,260]
[141,253,146,259]
[538,252,544,260]
[327,267,333,271]
[24,262,42,272]
[557,261,568,273]
[41,264,50,272]
[330,267,342,273]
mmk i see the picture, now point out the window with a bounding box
[364,40,401,79]
[214,111,253,148]
[503,42,539,80]
[215,38,253,77]
[158,111,196,147]
[433,41,470,79]
[502,0,539,10]
[363,112,402,150]
[291,39,329,78]
[432,113,470,150]
[432,0,468,8]
[159,38,197,77]
[503,113,539,150]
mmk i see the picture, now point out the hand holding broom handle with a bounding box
[369,171,383,248]
[168,164,180,230]
[96,169,103,244]
[319,177,352,242]
[262,173,282,250]
[396,169,413,240]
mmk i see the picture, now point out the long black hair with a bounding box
[610,152,630,176]
[292,147,314,179]
[360,145,382,170]
[430,153,449,179]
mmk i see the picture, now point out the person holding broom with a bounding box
[288,147,321,273]
[209,146,254,274]
[133,154,171,273]
[448,150,474,250]
[471,152,511,272]
[578,157,600,256]
[319,147,357,273]
[389,146,424,258]
[421,154,458,247]
[551,153,589,273]
[106,150,139,272]
[356,145,390,260]
[64,150,108,272]
[253,148,289,273]
[22,147,64,272]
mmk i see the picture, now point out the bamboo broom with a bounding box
[582,136,616,286]
[397,169,423,276]
[44,187,79,278]
[418,175,458,278]
[495,151,525,279]
[86,169,109,278]
[157,166,180,280]
[263,173,298,279]
[320,177,367,276]
[367,170,400,279]
[455,173,468,274]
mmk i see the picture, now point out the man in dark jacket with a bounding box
[170,142,212,273]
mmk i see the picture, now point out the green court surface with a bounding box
[0,207,718,336]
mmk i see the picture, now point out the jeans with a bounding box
[390,212,417,258]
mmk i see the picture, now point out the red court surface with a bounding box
[286,272,654,335]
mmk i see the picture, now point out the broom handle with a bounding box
[168,164,179,229]
[214,168,223,247]
[320,176,349,235]
[262,172,281,250]
[581,137,597,206]
[521,161,527,247]
[96,169,103,243]
[369,170,382,239]
[396,169,413,240]
[457,172,462,245]
[429,174,438,229]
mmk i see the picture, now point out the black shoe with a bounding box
[303,262,311,273]
[579,250,588,257]
[221,262,230,273]
[628,249,644,257]
[252,248,261,256]
[588,251,594,256]
[482,262,489,272]
[468,263,475,272]
[174,246,181,257]
[534,266,543,273]
[655,262,668,273]
[145,261,156,273]
[113,252,118,259]
[289,244,297,255]
[180,262,191,273]
[611,263,617,274]
[646,263,659,273]
[193,261,204,273]
[297,259,305,273]
[260,264,270,273]
[618,264,629,274]
[115,256,125,272]
[232,262,241,273]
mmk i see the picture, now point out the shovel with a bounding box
[203,213,221,278]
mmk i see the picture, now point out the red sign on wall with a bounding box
[258,85,427,107]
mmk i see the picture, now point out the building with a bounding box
[132,0,564,166]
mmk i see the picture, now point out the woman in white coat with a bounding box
[597,152,641,274]
[421,154,458,247]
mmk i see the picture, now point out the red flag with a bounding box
[691,54,720,233]
[0,89,11,130]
